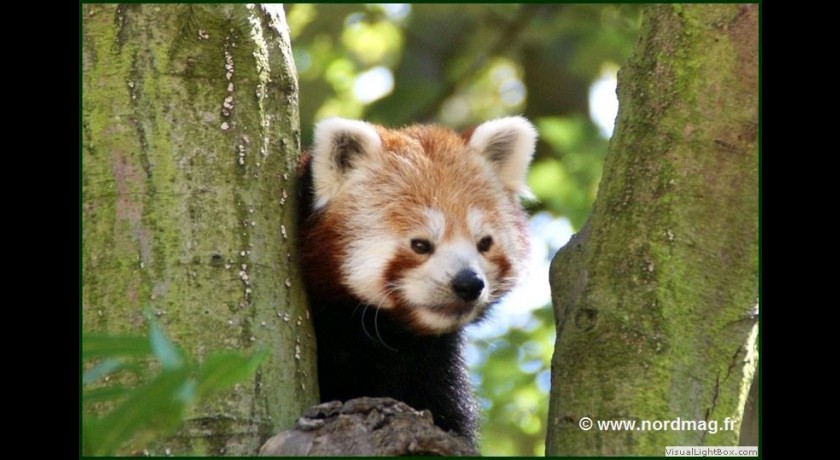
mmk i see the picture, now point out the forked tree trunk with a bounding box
[546,4,758,455]
[82,4,317,455]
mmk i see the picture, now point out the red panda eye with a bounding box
[477,236,493,253]
[410,239,433,255]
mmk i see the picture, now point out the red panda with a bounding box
[297,116,537,444]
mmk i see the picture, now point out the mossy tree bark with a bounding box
[546,5,758,455]
[82,4,317,455]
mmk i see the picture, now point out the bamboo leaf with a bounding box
[149,321,185,371]
[82,335,151,360]
[82,358,125,385]
[83,385,132,403]
[195,350,267,400]
[84,368,192,456]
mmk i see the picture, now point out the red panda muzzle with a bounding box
[426,300,480,320]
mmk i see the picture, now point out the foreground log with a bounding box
[259,398,478,456]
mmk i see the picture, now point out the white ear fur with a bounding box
[468,116,537,196]
[311,117,382,208]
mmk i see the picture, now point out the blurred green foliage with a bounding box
[287,4,641,455]
[82,316,265,456]
[471,306,557,455]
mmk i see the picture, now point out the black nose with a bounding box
[451,269,484,302]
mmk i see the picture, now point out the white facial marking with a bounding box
[344,235,398,309]
[413,306,481,333]
[422,208,446,242]
[467,208,487,239]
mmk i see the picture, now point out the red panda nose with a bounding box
[451,269,484,302]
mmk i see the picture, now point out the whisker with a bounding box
[360,304,374,341]
[364,284,401,352]
[374,306,397,352]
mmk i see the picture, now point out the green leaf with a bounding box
[83,358,125,385]
[82,335,151,360]
[84,367,192,456]
[537,116,586,153]
[148,321,185,371]
[195,350,267,400]
[83,385,132,403]
[174,378,197,404]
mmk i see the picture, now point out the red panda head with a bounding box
[305,117,536,335]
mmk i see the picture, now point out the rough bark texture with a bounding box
[259,398,478,456]
[546,5,758,455]
[82,4,318,455]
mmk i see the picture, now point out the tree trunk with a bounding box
[546,4,758,455]
[82,4,318,455]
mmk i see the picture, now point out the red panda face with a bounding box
[306,117,536,335]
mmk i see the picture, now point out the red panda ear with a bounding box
[311,117,383,208]
[467,116,538,196]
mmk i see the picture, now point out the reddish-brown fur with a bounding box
[297,118,534,444]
